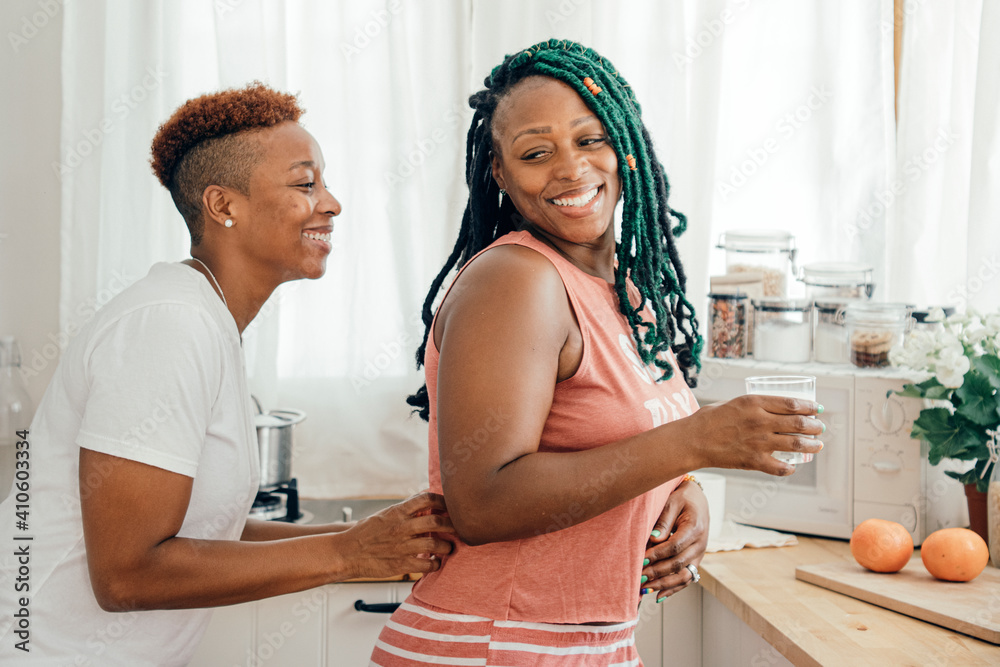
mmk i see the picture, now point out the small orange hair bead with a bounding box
[582,76,601,95]
[626,154,637,170]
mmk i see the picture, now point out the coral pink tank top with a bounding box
[413,230,699,623]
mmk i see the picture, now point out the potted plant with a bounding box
[890,308,1000,544]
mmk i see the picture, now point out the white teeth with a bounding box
[552,188,599,207]
[303,231,332,242]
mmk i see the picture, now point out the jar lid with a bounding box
[752,297,812,312]
[843,302,911,325]
[813,299,857,315]
[717,230,796,254]
[799,262,874,287]
[911,306,956,323]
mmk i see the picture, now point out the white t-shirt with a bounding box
[0,262,260,666]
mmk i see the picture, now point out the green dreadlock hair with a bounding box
[408,38,703,421]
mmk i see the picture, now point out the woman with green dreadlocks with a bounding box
[372,40,823,666]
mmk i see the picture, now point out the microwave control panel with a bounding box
[853,376,924,509]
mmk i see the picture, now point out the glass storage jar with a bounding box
[753,297,812,363]
[717,230,796,297]
[799,262,875,300]
[844,302,911,368]
[813,299,853,364]
[708,293,749,359]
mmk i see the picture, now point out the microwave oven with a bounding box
[692,358,968,545]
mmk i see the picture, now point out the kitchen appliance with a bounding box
[250,397,307,522]
[250,478,305,522]
[693,358,967,544]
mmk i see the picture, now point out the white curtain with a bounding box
[60,0,895,497]
[891,0,1000,314]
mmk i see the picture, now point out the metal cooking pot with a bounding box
[252,396,306,490]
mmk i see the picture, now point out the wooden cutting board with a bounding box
[795,557,1000,644]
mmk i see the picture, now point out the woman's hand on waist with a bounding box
[641,479,708,602]
[335,492,455,580]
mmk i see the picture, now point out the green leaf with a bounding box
[973,354,1000,390]
[924,384,955,400]
[894,384,925,398]
[895,377,951,400]
[955,372,999,425]
[911,408,986,460]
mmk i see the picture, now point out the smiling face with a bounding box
[490,76,621,250]
[230,121,341,283]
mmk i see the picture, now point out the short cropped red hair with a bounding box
[150,82,303,244]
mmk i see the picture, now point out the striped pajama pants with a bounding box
[370,596,642,666]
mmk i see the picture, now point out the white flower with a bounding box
[966,325,989,346]
[935,346,971,388]
[984,313,1000,336]
[934,328,962,352]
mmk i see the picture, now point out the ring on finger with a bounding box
[685,563,700,584]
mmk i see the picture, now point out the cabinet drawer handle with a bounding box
[354,600,401,614]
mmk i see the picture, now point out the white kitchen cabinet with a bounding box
[187,597,255,666]
[326,581,412,665]
[659,585,702,667]
[193,581,723,666]
[189,581,413,666]
[702,592,793,667]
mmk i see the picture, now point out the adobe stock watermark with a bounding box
[716,85,832,202]
[384,101,467,190]
[51,66,168,179]
[340,0,403,63]
[59,398,180,514]
[240,587,331,667]
[532,447,642,539]
[879,0,928,35]
[945,254,999,311]
[845,127,958,242]
[7,0,62,53]
[214,0,246,17]
[350,310,424,392]
[673,0,753,71]
[545,0,586,28]
[19,269,136,382]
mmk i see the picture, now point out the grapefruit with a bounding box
[920,528,989,582]
[850,519,914,573]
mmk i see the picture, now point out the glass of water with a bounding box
[745,375,817,464]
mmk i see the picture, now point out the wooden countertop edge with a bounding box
[698,537,1000,666]
[699,561,822,667]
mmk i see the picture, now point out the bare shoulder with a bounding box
[435,244,571,346]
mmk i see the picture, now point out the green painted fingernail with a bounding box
[817,405,825,414]
[643,558,650,566]
[651,530,661,538]
[640,575,648,584]
[821,423,826,433]
[656,595,666,603]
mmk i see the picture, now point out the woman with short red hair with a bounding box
[0,83,453,665]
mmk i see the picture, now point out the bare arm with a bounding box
[80,449,454,612]
[240,518,354,541]
[435,247,822,546]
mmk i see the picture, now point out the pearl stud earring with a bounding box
[224,219,233,228]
